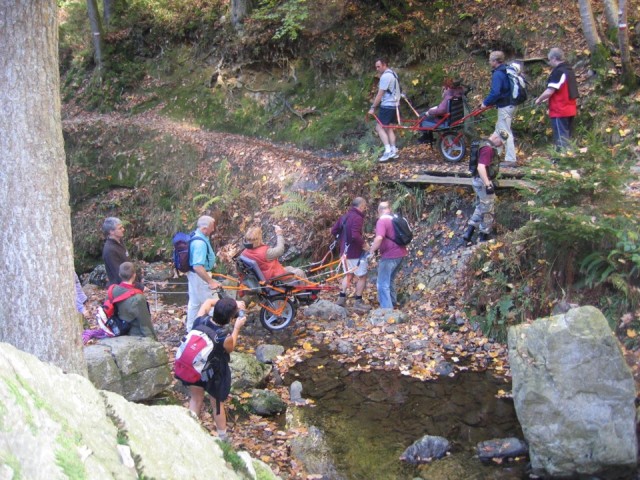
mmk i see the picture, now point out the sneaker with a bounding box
[378,151,393,162]
[390,147,399,159]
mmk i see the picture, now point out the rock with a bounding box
[369,308,409,326]
[400,435,450,464]
[255,344,285,364]
[87,263,108,287]
[230,352,272,390]
[287,407,342,479]
[508,306,638,478]
[143,261,174,282]
[407,339,427,352]
[0,342,279,480]
[303,299,347,321]
[85,336,172,401]
[333,339,353,355]
[476,437,528,461]
[434,361,454,377]
[290,381,304,404]
[248,389,286,416]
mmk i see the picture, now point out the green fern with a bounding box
[269,192,312,219]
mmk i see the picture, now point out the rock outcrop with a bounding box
[508,306,638,478]
[0,342,280,479]
[85,336,172,401]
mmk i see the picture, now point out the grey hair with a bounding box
[197,215,215,229]
[102,217,122,237]
[548,47,564,62]
[352,197,366,208]
[489,50,505,63]
[119,262,135,281]
[378,201,390,213]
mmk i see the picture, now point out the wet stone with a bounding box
[435,361,454,377]
[476,437,528,461]
[400,435,450,464]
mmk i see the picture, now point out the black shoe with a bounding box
[462,226,475,242]
[478,232,490,242]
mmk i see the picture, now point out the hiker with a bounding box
[74,273,90,319]
[330,197,371,313]
[462,130,509,244]
[534,47,579,151]
[368,58,400,163]
[187,215,221,331]
[111,262,156,338]
[369,201,408,310]
[418,78,466,143]
[481,51,517,164]
[102,217,133,286]
[185,297,246,441]
[241,225,306,284]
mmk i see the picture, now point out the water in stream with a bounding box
[287,350,526,480]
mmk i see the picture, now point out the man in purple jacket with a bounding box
[369,201,408,310]
[331,197,371,313]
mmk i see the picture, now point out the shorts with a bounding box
[378,106,398,126]
[345,256,368,277]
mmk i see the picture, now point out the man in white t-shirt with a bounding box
[368,58,401,163]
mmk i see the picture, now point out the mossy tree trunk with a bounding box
[603,0,619,35]
[617,0,635,87]
[0,0,87,375]
[578,0,602,52]
[87,0,105,73]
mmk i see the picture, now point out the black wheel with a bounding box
[259,297,296,331]
[437,132,467,162]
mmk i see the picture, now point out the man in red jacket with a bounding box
[535,47,579,151]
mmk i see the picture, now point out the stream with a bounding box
[286,349,526,480]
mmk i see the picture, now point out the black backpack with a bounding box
[389,214,413,246]
[469,140,500,180]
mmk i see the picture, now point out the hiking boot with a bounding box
[462,225,475,242]
[478,232,490,242]
[353,300,371,313]
[378,151,393,162]
[336,296,347,307]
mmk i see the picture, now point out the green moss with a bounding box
[4,379,37,435]
[217,440,251,477]
[0,452,22,479]
[55,433,86,480]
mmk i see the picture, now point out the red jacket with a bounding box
[241,245,287,280]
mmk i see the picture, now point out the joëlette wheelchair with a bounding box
[372,89,492,163]
[232,254,334,331]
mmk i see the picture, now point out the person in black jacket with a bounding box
[102,217,130,286]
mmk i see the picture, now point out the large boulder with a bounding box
[508,306,638,478]
[85,336,172,401]
[230,352,272,390]
[0,342,279,479]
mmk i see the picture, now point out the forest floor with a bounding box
[73,108,640,479]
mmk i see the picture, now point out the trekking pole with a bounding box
[401,93,420,117]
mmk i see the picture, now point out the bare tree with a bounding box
[602,0,619,33]
[87,0,104,72]
[0,0,87,375]
[617,0,634,85]
[578,0,602,52]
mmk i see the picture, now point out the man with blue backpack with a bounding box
[481,51,517,164]
[186,216,221,331]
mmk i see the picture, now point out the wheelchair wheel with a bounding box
[259,298,296,331]
[437,133,467,162]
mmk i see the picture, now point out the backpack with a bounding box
[386,69,402,100]
[469,140,500,179]
[174,324,220,383]
[97,284,142,337]
[172,232,205,273]
[388,214,413,246]
[505,63,527,106]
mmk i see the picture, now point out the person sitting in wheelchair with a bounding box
[241,225,307,285]
[418,78,466,143]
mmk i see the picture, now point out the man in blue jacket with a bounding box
[481,51,517,164]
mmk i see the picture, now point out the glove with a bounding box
[485,183,495,195]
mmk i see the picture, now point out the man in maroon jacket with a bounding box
[331,197,371,312]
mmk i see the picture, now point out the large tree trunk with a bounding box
[0,1,86,375]
[617,0,634,86]
[87,0,104,71]
[578,0,602,52]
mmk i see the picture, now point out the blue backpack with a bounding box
[172,232,205,273]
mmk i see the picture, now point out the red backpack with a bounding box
[97,284,143,337]
[174,325,220,383]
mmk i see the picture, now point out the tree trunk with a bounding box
[0,0,87,375]
[578,0,602,52]
[231,0,252,27]
[103,0,114,27]
[87,0,104,71]
[617,0,634,86]
[603,0,619,32]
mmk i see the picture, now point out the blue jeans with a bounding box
[377,257,404,309]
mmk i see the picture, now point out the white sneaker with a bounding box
[390,147,399,158]
[378,151,393,162]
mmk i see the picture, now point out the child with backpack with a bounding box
[177,297,246,441]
